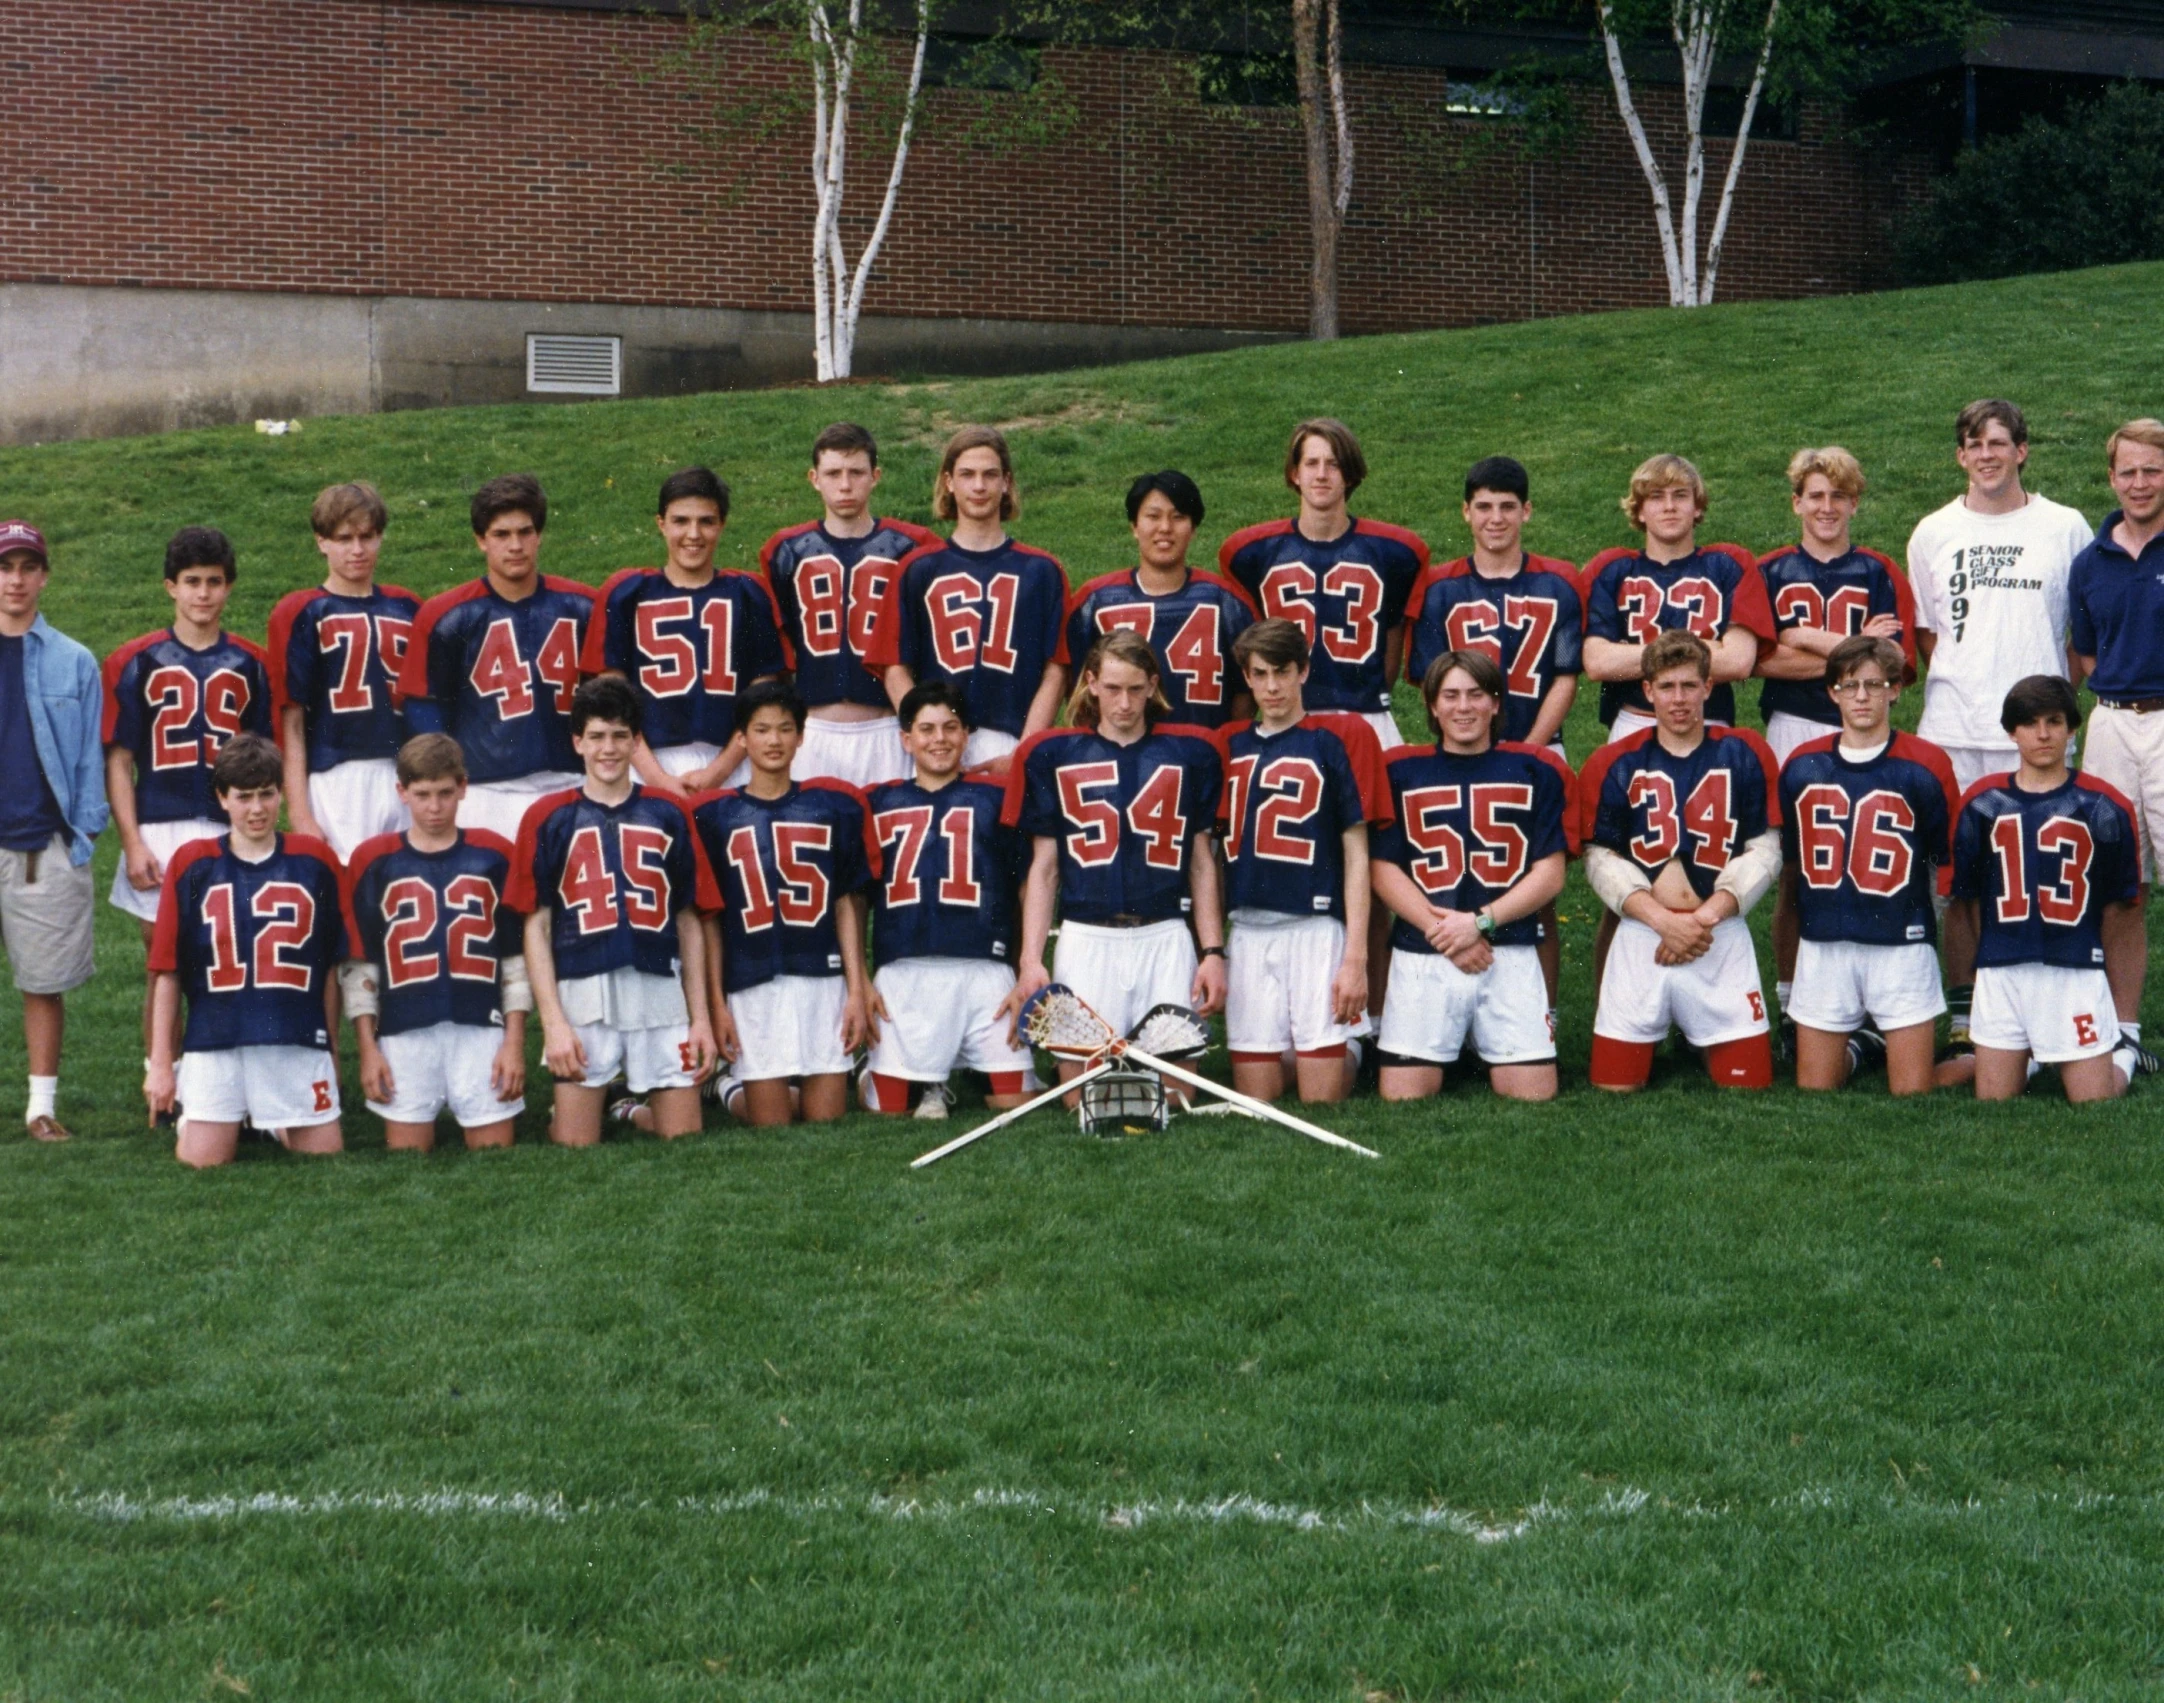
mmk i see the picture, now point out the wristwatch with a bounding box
[1200,945,1227,959]
[1474,908,1497,941]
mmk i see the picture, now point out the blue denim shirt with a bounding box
[12,615,109,866]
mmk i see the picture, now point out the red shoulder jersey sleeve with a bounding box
[1354,517,1433,571]
[1001,728,1062,828]
[1576,547,1636,605]
[750,568,797,672]
[581,568,650,675]
[504,789,580,914]
[1501,739,1583,857]
[1706,544,1776,644]
[1216,519,1294,577]
[399,586,466,705]
[758,521,818,581]
[100,632,164,744]
[1890,732,1962,895]
[661,791,723,911]
[340,831,403,952]
[1573,736,1628,850]
[147,838,224,973]
[265,588,324,719]
[1195,567,1261,618]
[801,777,883,879]
[1311,712,1392,823]
[863,542,942,671]
[1724,726,1783,825]
[1860,547,1921,675]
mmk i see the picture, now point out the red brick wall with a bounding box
[0,0,1931,331]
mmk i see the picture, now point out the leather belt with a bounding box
[1091,913,1156,929]
[2100,697,2164,714]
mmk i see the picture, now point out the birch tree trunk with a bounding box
[1596,0,1781,308]
[1291,0,1351,340]
[806,0,931,380]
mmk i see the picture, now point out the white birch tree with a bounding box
[1290,0,1355,338]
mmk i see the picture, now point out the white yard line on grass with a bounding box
[49,1482,2136,1541]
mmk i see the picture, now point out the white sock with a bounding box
[2121,1019,2142,1045]
[25,1075,56,1123]
[1776,981,1793,1012]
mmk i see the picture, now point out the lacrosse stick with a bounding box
[1118,997,1376,1157]
[1122,1047,1378,1158]
[910,984,1119,1168]
[909,1057,1118,1168]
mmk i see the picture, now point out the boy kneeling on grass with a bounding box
[341,734,529,1152]
[144,734,347,1167]
[510,676,718,1146]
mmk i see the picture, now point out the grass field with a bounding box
[5,267,2164,1698]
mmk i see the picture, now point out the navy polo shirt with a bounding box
[0,635,66,852]
[2070,512,2164,700]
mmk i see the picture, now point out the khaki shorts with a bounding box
[0,834,94,995]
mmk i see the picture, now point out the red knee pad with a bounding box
[1705,1035,1773,1089]
[1294,1043,1348,1062]
[864,1072,913,1112]
[1230,1050,1284,1067]
[1588,1035,1656,1090]
[985,1072,1027,1097]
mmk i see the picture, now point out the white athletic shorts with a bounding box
[1970,964,2119,1064]
[1225,911,1360,1056]
[796,715,909,788]
[730,973,851,1081]
[368,1021,523,1128]
[1765,710,1836,768]
[963,727,1020,771]
[1594,914,1770,1047]
[866,957,1032,1081]
[110,817,223,922]
[177,1044,341,1130]
[2082,702,2164,881]
[1941,744,2016,797]
[655,740,748,791]
[1378,945,1553,1066]
[1361,710,1405,752]
[1788,939,1945,1034]
[308,758,406,862]
[569,1020,696,1093]
[1052,917,1195,1040]
[460,772,582,845]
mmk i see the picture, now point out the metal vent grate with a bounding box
[526,333,621,396]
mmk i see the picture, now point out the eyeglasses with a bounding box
[1829,679,1894,698]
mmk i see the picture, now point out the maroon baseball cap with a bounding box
[0,522,48,564]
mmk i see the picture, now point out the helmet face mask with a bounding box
[1078,1067,1170,1138]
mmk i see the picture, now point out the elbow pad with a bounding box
[1713,828,1783,918]
[338,959,380,1020]
[499,953,534,1015]
[1583,846,1653,917]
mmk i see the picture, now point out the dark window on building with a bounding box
[1197,52,1298,107]
[1703,85,1799,140]
[923,35,1039,93]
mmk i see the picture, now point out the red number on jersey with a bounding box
[633,596,699,698]
[773,823,833,925]
[938,806,983,905]
[1501,596,1557,698]
[146,667,201,771]
[1626,771,1680,864]
[376,615,413,684]
[1666,577,1720,640]
[249,881,318,990]
[795,556,845,657]
[558,825,620,934]
[380,876,442,987]
[1320,562,1384,664]
[924,572,1021,675]
[1249,756,1324,865]
[699,598,738,693]
[1795,785,1917,897]
[877,805,933,906]
[469,619,535,719]
[444,874,499,980]
[1773,583,1873,636]
[536,618,581,715]
[1126,763,1187,869]
[1164,604,1226,707]
[847,558,895,662]
[1055,762,1122,867]
[1094,603,1156,642]
[1616,578,1663,645]
[201,882,247,991]
[1467,784,1533,886]
[1400,785,1466,893]
[1986,815,2093,926]
[1680,769,1738,870]
[618,823,674,930]
[726,825,777,932]
[318,612,376,714]
[1444,602,1500,658]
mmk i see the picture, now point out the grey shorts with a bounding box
[0,835,95,995]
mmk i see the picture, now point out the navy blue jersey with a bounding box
[148,833,345,1052]
[398,577,596,784]
[694,780,879,996]
[103,628,275,824]
[1004,725,1223,925]
[1403,554,1583,744]
[1215,714,1389,920]
[1756,544,1916,727]
[2070,515,2164,700]
[1778,733,1958,947]
[1219,518,1428,714]
[1058,568,1260,729]
[865,538,1067,738]
[761,518,939,711]
[581,567,793,750]
[1579,544,1774,726]
[866,772,1022,969]
[1374,742,1576,952]
[266,584,421,770]
[1951,772,2140,971]
[506,787,713,984]
[343,829,523,1037]
[1580,725,1781,902]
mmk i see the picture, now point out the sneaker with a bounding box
[703,1068,734,1105]
[912,1083,955,1121]
[2121,1037,2161,1076]
[24,1115,68,1143]
[607,1095,645,1126]
[1846,1025,1888,1079]
[1774,1013,1797,1068]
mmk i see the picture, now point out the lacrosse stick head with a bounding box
[1128,1002,1210,1061]
[1020,983,1119,1060]
[1079,1066,1170,1138]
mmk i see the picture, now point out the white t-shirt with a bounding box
[1907,492,2091,751]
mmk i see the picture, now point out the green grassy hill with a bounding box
[6,268,2164,1700]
